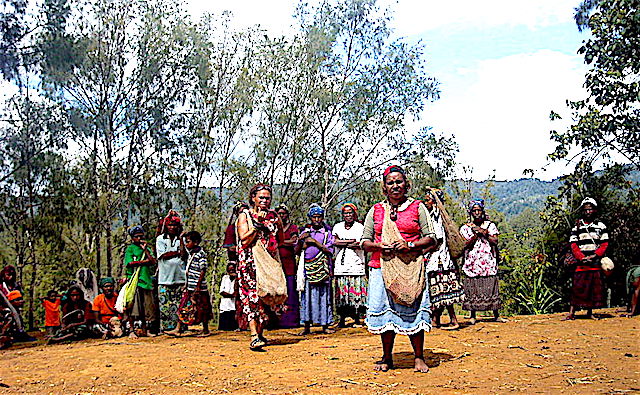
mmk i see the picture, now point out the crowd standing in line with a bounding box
[0,165,637,376]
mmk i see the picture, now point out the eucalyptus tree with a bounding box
[251,0,445,214]
[38,0,199,275]
[0,96,72,328]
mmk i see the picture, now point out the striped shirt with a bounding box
[186,247,208,291]
[569,219,609,257]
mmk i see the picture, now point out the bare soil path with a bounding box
[1,309,638,394]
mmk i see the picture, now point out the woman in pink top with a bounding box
[362,165,437,373]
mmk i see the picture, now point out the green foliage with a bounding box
[0,0,456,329]
[550,0,639,171]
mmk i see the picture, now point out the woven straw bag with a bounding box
[380,202,426,306]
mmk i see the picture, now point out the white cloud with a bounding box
[382,0,578,36]
[184,0,580,37]
[424,50,587,181]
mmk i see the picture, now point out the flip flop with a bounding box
[249,336,266,351]
[441,323,460,330]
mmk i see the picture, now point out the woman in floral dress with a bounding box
[236,183,284,350]
[459,199,505,324]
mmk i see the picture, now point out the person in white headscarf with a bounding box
[75,268,99,304]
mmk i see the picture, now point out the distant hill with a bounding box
[448,178,562,217]
[449,169,639,218]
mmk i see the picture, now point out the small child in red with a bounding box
[40,290,61,337]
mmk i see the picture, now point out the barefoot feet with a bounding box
[414,357,429,373]
[374,359,393,372]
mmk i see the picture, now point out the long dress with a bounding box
[363,199,435,335]
[299,226,334,326]
[278,223,300,328]
[425,207,465,310]
[569,219,608,309]
[156,234,186,331]
[236,209,282,330]
[332,221,368,318]
[460,221,501,311]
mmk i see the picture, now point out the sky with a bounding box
[181,0,589,181]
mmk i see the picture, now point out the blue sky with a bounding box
[187,0,590,180]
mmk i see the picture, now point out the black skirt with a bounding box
[462,275,501,311]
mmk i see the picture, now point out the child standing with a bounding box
[40,290,61,337]
[182,231,213,336]
[218,264,238,331]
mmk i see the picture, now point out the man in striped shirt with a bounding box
[566,197,609,320]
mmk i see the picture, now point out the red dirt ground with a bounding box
[1,309,638,394]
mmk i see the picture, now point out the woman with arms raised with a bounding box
[236,184,286,350]
[362,165,437,373]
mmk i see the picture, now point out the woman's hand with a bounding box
[472,226,487,236]
[391,240,410,252]
[321,247,333,257]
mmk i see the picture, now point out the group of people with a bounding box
[1,164,636,375]
[220,165,510,373]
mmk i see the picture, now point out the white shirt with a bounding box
[156,235,186,285]
[219,275,236,312]
[332,221,366,276]
[425,208,454,272]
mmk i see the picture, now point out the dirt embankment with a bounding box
[1,309,638,394]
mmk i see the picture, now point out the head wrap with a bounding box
[7,290,22,302]
[249,183,272,198]
[128,225,145,237]
[99,277,115,287]
[468,199,485,213]
[382,165,405,180]
[308,204,325,218]
[580,197,598,208]
[341,202,358,216]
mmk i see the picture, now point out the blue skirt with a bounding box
[365,267,432,335]
[300,280,332,326]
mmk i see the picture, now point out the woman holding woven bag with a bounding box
[362,165,437,373]
[236,183,286,350]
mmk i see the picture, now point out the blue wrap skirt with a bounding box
[365,267,431,335]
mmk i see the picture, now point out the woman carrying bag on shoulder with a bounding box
[236,183,287,350]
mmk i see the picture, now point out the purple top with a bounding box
[302,226,335,265]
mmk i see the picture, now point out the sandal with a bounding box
[249,335,266,351]
[441,323,460,330]
[469,318,477,325]
[563,314,575,321]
